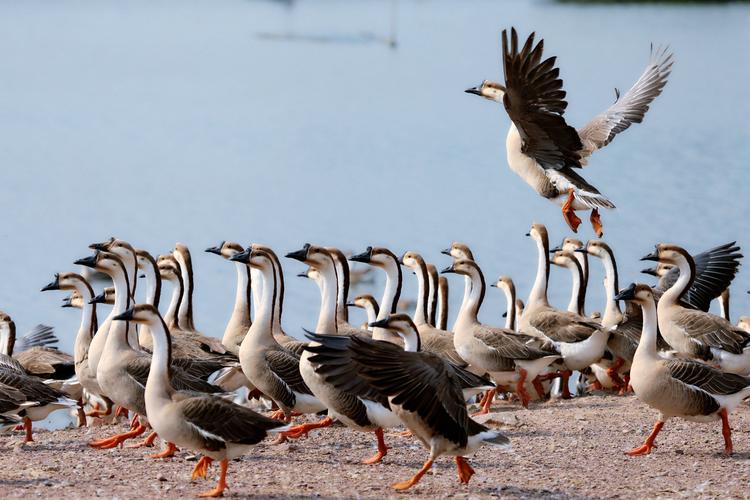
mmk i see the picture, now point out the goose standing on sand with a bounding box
[466,28,672,236]
[614,284,750,456]
[641,244,750,374]
[444,259,559,410]
[307,314,510,490]
[520,224,609,398]
[113,305,288,497]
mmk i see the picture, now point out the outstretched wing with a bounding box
[578,45,673,161]
[501,28,582,171]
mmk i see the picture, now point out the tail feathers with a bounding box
[481,430,512,449]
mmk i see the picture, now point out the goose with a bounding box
[466,28,672,236]
[76,251,221,451]
[230,245,326,422]
[519,224,609,398]
[0,317,75,442]
[205,241,252,354]
[552,238,588,302]
[112,305,288,497]
[444,259,559,410]
[347,294,380,329]
[426,263,439,327]
[61,290,83,309]
[550,250,585,316]
[286,243,400,462]
[441,242,475,324]
[437,276,449,331]
[306,314,510,490]
[614,283,750,456]
[490,276,517,331]
[42,272,113,418]
[642,244,750,374]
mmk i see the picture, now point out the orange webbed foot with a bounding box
[562,189,582,233]
[625,444,655,456]
[392,459,433,490]
[150,442,178,459]
[590,208,603,237]
[280,416,333,440]
[455,456,475,484]
[89,424,146,449]
[362,428,389,464]
[126,431,158,449]
[191,456,214,481]
[197,459,227,497]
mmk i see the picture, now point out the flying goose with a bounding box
[490,276,517,331]
[614,283,750,456]
[306,314,510,490]
[642,244,750,374]
[287,243,399,462]
[520,224,609,398]
[230,246,326,423]
[466,28,672,236]
[444,259,559,409]
[42,272,113,418]
[113,305,288,497]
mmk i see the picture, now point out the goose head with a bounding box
[90,287,116,305]
[350,247,399,269]
[525,223,549,245]
[640,244,691,267]
[614,283,654,306]
[157,256,180,282]
[440,242,474,261]
[75,251,127,279]
[135,249,157,270]
[551,237,583,254]
[348,294,379,311]
[369,313,421,351]
[229,245,273,271]
[286,243,333,270]
[641,262,675,278]
[205,241,245,260]
[399,251,426,274]
[62,290,83,308]
[465,80,506,102]
[738,315,750,333]
[113,304,161,326]
[490,275,514,292]
[578,239,613,260]
[550,250,578,270]
[296,266,322,284]
[90,238,136,263]
[440,259,482,280]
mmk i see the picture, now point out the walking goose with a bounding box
[520,224,609,397]
[642,244,750,374]
[490,276,517,331]
[113,305,288,497]
[444,259,559,410]
[306,314,510,490]
[287,243,399,462]
[230,245,326,422]
[466,28,672,236]
[614,283,750,456]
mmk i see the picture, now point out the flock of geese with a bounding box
[1,27,745,498]
[0,224,748,495]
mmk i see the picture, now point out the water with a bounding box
[1,0,749,365]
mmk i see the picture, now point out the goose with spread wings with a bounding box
[466,28,673,236]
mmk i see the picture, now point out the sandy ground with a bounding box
[1,393,749,499]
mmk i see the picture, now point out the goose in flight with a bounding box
[466,28,673,236]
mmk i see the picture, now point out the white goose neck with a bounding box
[660,256,692,307]
[600,252,622,326]
[411,261,429,326]
[315,262,339,334]
[528,237,550,307]
[635,298,659,359]
[373,258,401,342]
[145,317,173,402]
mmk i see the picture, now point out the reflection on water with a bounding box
[0,1,748,370]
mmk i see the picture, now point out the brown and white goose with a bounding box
[231,245,326,422]
[441,242,475,326]
[348,294,380,330]
[615,283,750,456]
[466,28,672,236]
[307,314,510,490]
[113,305,288,497]
[642,244,750,374]
[490,276,517,331]
[519,224,609,398]
[444,259,559,410]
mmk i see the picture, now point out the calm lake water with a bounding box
[1,0,749,364]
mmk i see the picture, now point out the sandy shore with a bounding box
[1,393,749,498]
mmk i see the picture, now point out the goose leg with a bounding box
[114,405,129,420]
[455,456,476,484]
[471,388,496,416]
[562,189,582,233]
[126,431,158,448]
[516,368,531,408]
[625,420,664,456]
[720,408,733,456]
[129,413,140,430]
[281,416,334,439]
[198,459,228,497]
[88,423,147,449]
[606,358,625,390]
[85,400,111,418]
[23,417,33,443]
[392,458,434,490]
[151,442,179,459]
[590,208,603,237]
[560,370,573,399]
[191,456,214,480]
[532,376,547,400]
[362,428,389,464]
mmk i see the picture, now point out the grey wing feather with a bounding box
[530,311,599,343]
[265,348,313,396]
[578,45,673,162]
[665,358,750,396]
[15,325,58,352]
[673,310,750,355]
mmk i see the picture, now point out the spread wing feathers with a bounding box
[125,356,223,393]
[280,340,308,357]
[665,358,750,396]
[660,242,742,312]
[420,331,467,367]
[265,349,313,396]
[180,396,287,450]
[502,28,583,171]
[15,348,75,379]
[545,168,616,209]
[0,381,29,414]
[0,353,25,374]
[530,310,600,343]
[15,325,58,352]
[578,45,673,161]
[347,334,483,447]
[304,333,391,408]
[450,363,495,390]
[672,310,750,355]
[0,365,67,405]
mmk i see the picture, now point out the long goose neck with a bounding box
[502,283,516,330]
[400,326,421,352]
[143,260,161,309]
[176,255,195,331]
[146,317,174,401]
[601,250,622,321]
[315,260,339,334]
[411,258,429,326]
[232,262,252,326]
[246,260,277,346]
[529,236,550,307]
[328,250,350,323]
[575,251,589,300]
[0,322,13,356]
[122,253,138,301]
[109,268,132,349]
[457,266,485,324]
[635,297,659,359]
[437,277,448,331]
[250,268,263,312]
[164,276,183,331]
[266,251,285,334]
[426,267,438,327]
[660,255,695,307]
[75,281,97,343]
[565,261,583,315]
[373,256,402,342]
